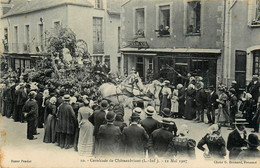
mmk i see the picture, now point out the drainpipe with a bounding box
[224,0,237,86]
[221,0,226,84]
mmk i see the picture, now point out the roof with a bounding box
[3,0,93,18]
[120,48,221,54]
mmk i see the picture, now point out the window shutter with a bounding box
[235,50,247,89]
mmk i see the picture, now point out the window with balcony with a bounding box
[13,26,18,52]
[187,1,201,34]
[3,28,8,52]
[95,0,103,9]
[156,5,170,36]
[37,24,44,52]
[93,17,103,54]
[24,25,30,52]
[135,8,145,37]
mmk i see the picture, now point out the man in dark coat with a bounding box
[207,86,218,124]
[228,88,238,130]
[55,94,76,149]
[230,81,240,99]
[35,87,44,128]
[3,82,12,118]
[177,84,185,118]
[237,134,260,160]
[140,106,160,136]
[122,113,149,157]
[247,75,260,106]
[227,119,248,159]
[97,111,122,157]
[194,82,207,122]
[88,100,109,155]
[16,83,27,122]
[148,117,174,158]
[22,91,38,140]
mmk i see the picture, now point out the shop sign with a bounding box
[129,41,149,49]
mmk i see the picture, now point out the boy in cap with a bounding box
[122,113,149,157]
[97,111,122,157]
[227,119,248,159]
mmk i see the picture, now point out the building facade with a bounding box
[120,0,224,87]
[223,0,260,89]
[0,0,121,74]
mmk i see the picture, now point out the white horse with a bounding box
[99,73,162,109]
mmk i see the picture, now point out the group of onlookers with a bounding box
[158,74,260,134]
[1,73,260,161]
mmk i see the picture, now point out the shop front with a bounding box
[121,48,220,87]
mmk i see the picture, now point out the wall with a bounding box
[3,5,68,53]
[121,0,223,49]
[228,0,260,84]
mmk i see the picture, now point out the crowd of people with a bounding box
[0,66,260,160]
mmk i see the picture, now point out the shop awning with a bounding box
[120,48,221,54]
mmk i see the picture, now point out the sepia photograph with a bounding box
[0,0,260,167]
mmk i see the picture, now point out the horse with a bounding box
[99,73,162,110]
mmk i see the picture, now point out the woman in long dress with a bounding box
[77,100,94,156]
[43,97,57,143]
[184,84,196,120]
[216,87,229,126]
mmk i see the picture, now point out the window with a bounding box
[14,26,18,52]
[156,5,170,36]
[93,17,103,54]
[118,57,121,74]
[118,27,121,52]
[235,50,246,88]
[135,8,145,37]
[187,1,201,34]
[25,25,30,43]
[95,0,103,9]
[136,56,144,78]
[54,21,61,31]
[253,0,260,24]
[25,25,30,52]
[253,50,260,76]
[3,28,8,52]
[149,58,153,70]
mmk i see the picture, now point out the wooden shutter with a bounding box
[235,50,247,89]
